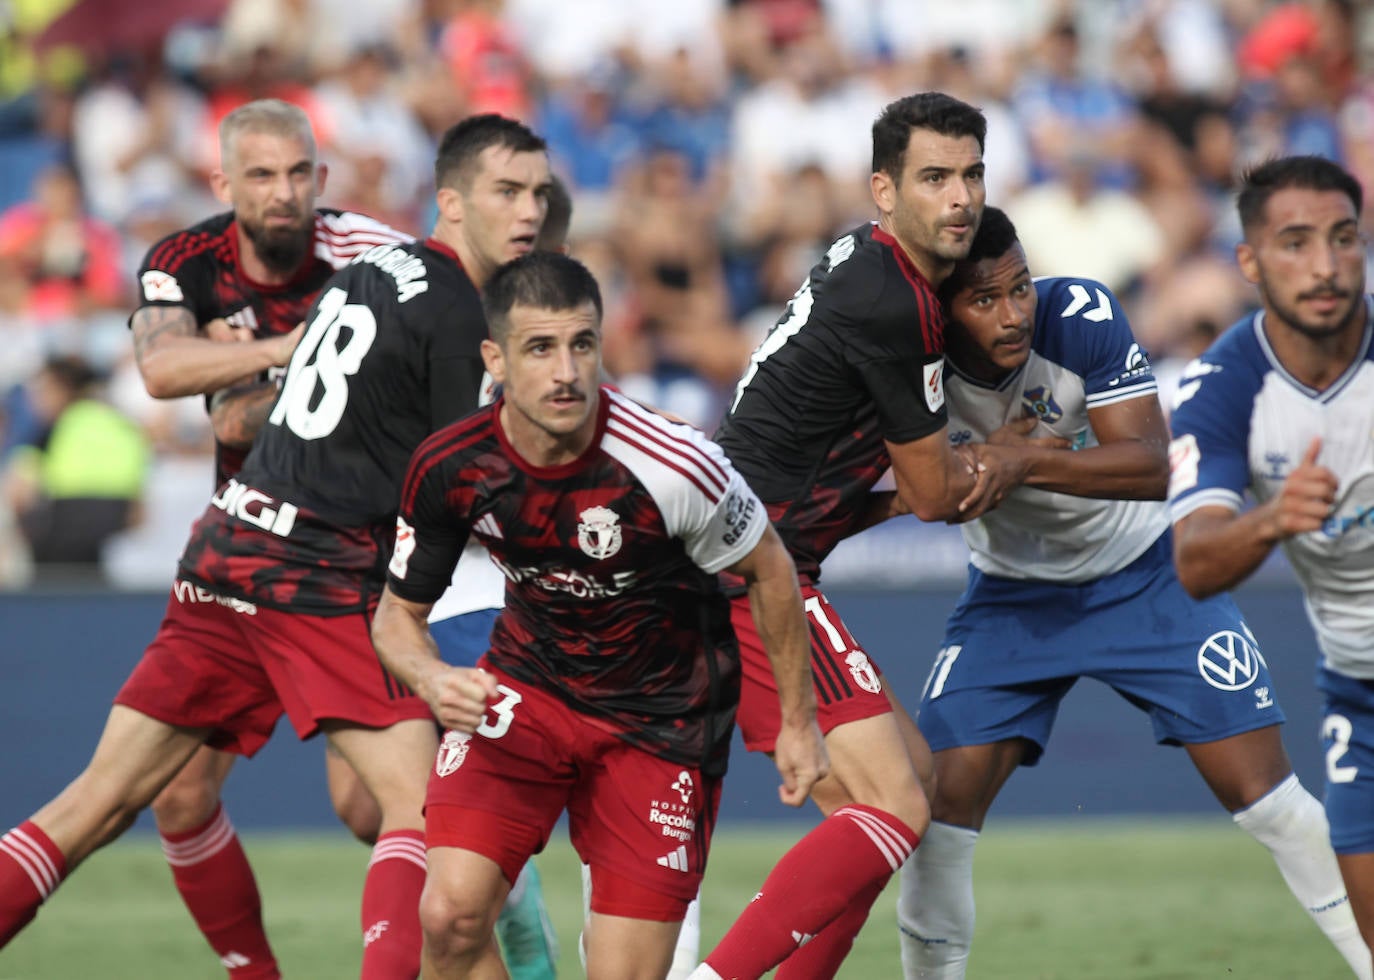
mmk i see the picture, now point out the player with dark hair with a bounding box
[0,112,552,980]
[686,91,1018,980]
[372,250,826,979]
[1170,154,1374,971]
[123,97,410,980]
[899,206,1367,979]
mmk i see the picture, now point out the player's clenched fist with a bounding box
[1267,437,1338,540]
[422,666,502,733]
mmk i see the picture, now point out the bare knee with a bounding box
[332,790,381,846]
[418,879,495,962]
[150,767,223,833]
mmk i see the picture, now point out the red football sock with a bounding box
[775,875,886,979]
[703,805,918,980]
[360,829,427,980]
[161,803,279,979]
[0,821,67,948]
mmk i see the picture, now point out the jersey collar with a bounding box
[1252,295,1374,403]
[492,386,611,479]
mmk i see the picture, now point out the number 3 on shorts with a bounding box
[477,684,523,739]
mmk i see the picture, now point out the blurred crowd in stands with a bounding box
[0,0,1371,586]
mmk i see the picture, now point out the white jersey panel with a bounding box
[602,390,767,574]
[945,276,1168,582]
[314,211,414,268]
[428,540,505,621]
[1169,309,1374,678]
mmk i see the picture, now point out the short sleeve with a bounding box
[387,436,472,604]
[1167,355,1253,521]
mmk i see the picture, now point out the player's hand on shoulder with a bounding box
[773,717,829,808]
[987,416,1071,450]
[1267,437,1338,540]
[423,665,501,733]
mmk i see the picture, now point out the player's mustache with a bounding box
[547,385,584,401]
[1300,286,1349,300]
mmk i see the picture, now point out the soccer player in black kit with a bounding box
[687,92,1021,980]
[126,98,409,980]
[0,114,551,980]
[371,250,827,980]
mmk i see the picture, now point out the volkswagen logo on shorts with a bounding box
[1197,630,1262,691]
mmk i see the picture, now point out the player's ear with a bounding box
[871,169,895,215]
[1235,241,1260,285]
[209,169,232,206]
[480,337,506,383]
[314,162,328,197]
[436,186,464,224]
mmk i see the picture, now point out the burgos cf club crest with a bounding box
[577,505,623,560]
[1022,386,1063,425]
[435,730,472,777]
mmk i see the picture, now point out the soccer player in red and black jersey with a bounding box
[125,98,410,980]
[0,115,551,980]
[370,251,828,980]
[690,93,1021,980]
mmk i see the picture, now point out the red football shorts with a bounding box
[115,580,431,755]
[425,665,720,921]
[732,585,889,753]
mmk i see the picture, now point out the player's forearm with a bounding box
[210,380,281,449]
[1016,441,1168,500]
[138,335,286,399]
[894,445,978,522]
[371,589,447,696]
[744,547,817,728]
[1172,508,1278,599]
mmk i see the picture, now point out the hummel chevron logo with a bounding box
[1061,284,1113,322]
[657,845,689,872]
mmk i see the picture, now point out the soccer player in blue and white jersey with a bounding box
[900,206,1369,979]
[1169,154,1374,968]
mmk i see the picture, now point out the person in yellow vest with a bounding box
[4,355,149,567]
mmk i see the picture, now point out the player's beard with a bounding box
[1263,280,1366,341]
[242,213,313,276]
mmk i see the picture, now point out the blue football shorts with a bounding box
[429,607,501,668]
[1317,665,1374,853]
[916,533,1285,765]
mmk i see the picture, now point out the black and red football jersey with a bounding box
[177,237,488,614]
[714,222,949,583]
[388,388,771,776]
[133,208,410,485]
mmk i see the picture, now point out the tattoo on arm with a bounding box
[131,306,197,363]
[210,380,281,449]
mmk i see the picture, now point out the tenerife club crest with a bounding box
[1022,385,1063,425]
[577,505,623,560]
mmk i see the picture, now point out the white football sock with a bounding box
[897,820,979,980]
[1234,774,1372,980]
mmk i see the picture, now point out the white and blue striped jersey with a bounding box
[945,276,1168,582]
[1167,302,1374,679]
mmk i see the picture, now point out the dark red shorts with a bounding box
[425,665,720,919]
[115,580,431,756]
[732,585,889,753]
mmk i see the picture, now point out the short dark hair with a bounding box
[483,252,603,344]
[940,206,1020,300]
[535,174,573,251]
[1237,155,1363,237]
[434,114,546,190]
[872,91,987,178]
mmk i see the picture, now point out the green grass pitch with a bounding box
[0,818,1353,978]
